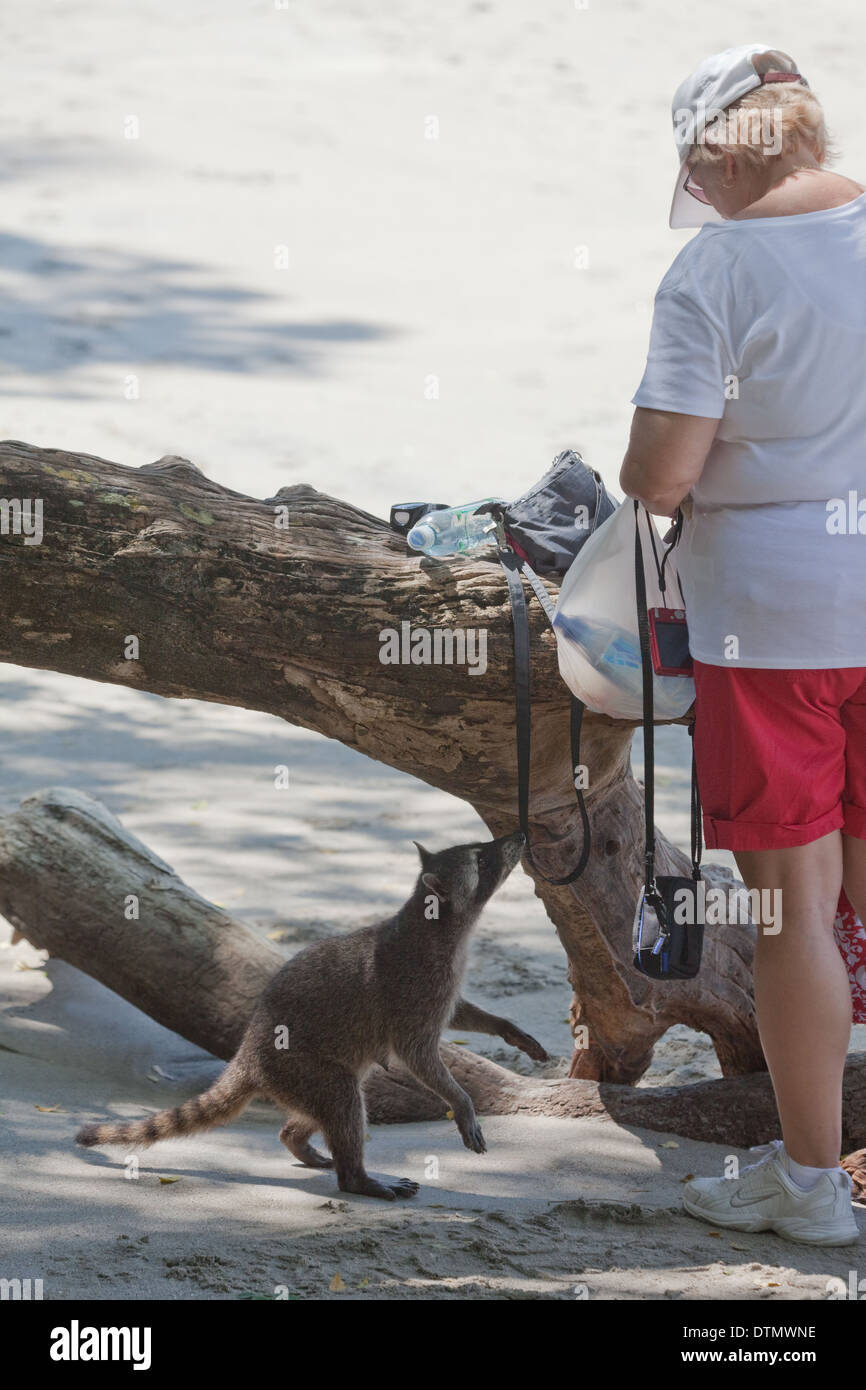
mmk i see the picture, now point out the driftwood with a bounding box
[1,438,864,1169]
[0,440,765,1089]
[5,786,865,1153]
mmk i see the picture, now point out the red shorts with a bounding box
[692,661,866,851]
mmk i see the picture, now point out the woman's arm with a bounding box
[619,406,719,516]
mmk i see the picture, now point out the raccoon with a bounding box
[77,831,547,1200]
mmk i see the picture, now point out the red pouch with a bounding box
[835,889,866,1024]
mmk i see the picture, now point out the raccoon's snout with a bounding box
[493,829,525,851]
[478,831,525,892]
[501,831,526,873]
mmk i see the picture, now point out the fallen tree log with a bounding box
[0,440,764,1085]
[4,787,865,1153]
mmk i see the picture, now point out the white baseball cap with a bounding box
[669,44,808,229]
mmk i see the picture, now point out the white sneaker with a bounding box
[683,1141,860,1246]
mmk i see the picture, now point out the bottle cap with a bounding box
[407,523,437,551]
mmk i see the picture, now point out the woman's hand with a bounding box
[619,406,718,514]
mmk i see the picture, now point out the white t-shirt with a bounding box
[631,192,866,668]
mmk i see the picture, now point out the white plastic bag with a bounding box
[552,501,695,720]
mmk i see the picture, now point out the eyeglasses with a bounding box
[684,164,712,205]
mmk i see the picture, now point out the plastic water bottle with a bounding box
[407,500,502,557]
[553,613,644,699]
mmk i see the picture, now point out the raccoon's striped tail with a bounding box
[76,1060,256,1150]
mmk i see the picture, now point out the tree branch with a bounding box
[0,441,764,1082]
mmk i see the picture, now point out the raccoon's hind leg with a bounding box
[279,1117,333,1169]
[266,1059,418,1200]
[320,1072,418,1201]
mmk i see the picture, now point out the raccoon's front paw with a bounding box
[458,1117,487,1154]
[501,1023,549,1062]
[389,1177,420,1198]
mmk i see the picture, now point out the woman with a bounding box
[620,44,865,1245]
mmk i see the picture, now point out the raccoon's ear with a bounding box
[413,840,432,868]
[421,871,448,904]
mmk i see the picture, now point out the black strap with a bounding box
[644,505,686,607]
[634,501,657,893]
[499,547,591,886]
[589,469,604,536]
[689,722,702,881]
[634,499,702,891]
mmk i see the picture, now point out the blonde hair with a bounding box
[689,82,839,176]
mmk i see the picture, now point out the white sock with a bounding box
[784,1149,836,1191]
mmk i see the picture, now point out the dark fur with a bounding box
[76,832,547,1200]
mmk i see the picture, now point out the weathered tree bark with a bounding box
[4,787,864,1150]
[0,440,763,1087]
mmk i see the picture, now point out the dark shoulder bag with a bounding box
[484,451,616,885]
[631,500,704,978]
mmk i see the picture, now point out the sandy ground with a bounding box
[2,669,864,1301]
[2,0,866,1300]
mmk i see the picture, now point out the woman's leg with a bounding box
[735,829,850,1169]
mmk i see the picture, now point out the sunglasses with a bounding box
[684,164,712,205]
